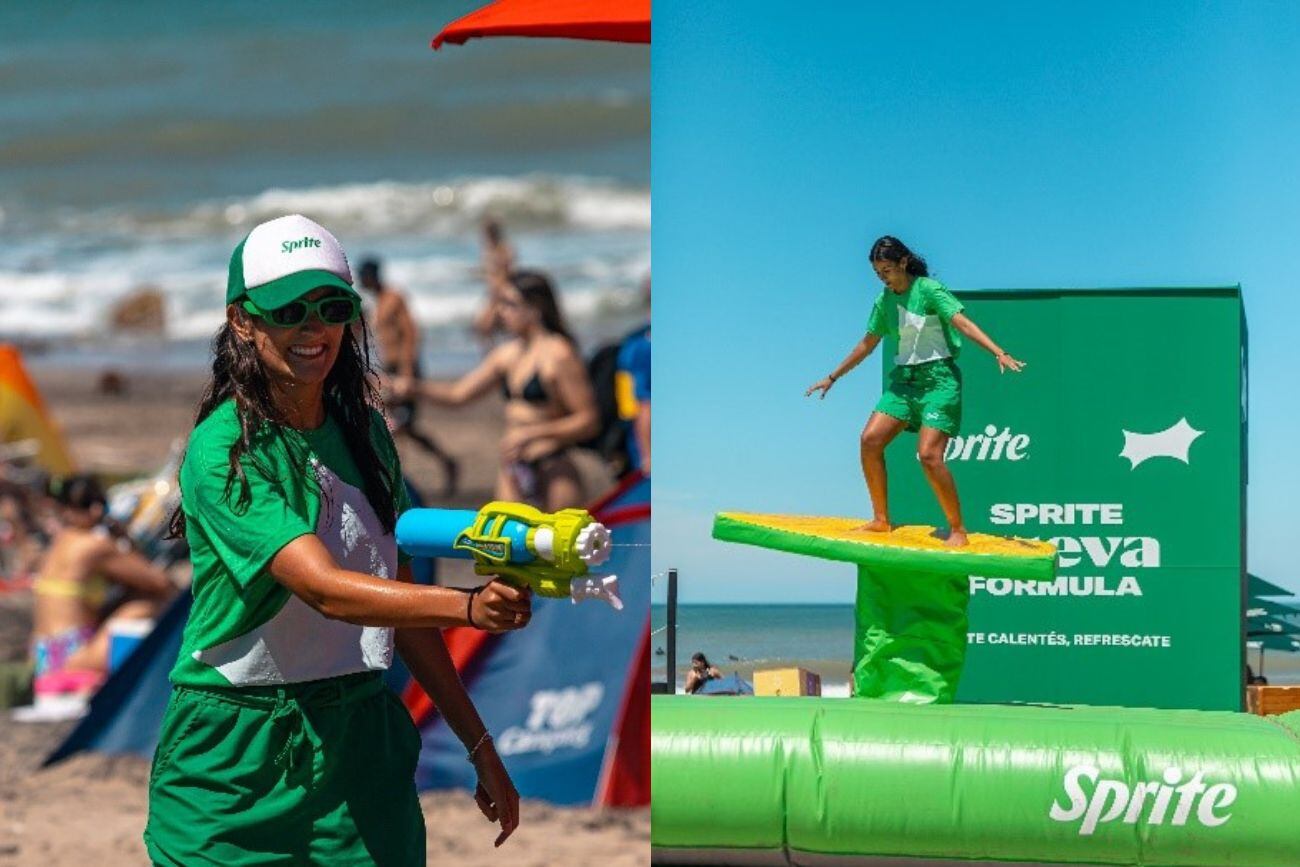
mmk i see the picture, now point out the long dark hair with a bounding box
[510,269,575,344]
[169,311,397,540]
[869,235,929,277]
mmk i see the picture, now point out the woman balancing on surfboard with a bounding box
[806,236,1024,547]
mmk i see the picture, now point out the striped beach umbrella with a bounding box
[1247,597,1300,621]
[1249,573,1295,598]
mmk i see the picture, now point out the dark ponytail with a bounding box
[869,235,929,277]
[510,269,575,344]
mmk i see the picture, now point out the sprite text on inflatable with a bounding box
[396,501,622,609]
[1050,764,1237,836]
[650,697,1300,866]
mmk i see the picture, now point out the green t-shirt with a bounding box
[171,399,411,688]
[866,275,965,365]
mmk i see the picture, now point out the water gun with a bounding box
[395,501,622,610]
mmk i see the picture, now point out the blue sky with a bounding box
[652,3,1300,603]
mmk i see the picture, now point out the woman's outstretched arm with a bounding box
[399,346,508,406]
[269,534,530,631]
[97,541,175,598]
[950,313,1025,372]
[806,332,883,398]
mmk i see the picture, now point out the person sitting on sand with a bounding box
[28,474,173,693]
[685,652,722,694]
[395,269,600,510]
[806,236,1025,547]
[358,257,460,497]
[145,215,531,864]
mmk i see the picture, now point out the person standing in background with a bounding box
[360,258,460,497]
[396,270,599,510]
[472,218,516,349]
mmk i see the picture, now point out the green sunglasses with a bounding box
[241,294,361,328]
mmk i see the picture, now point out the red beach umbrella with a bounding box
[432,0,650,49]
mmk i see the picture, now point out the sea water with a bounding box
[650,604,1300,693]
[650,604,858,693]
[0,2,649,372]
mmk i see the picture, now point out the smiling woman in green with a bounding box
[145,215,530,865]
[806,236,1025,547]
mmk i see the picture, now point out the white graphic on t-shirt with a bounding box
[895,307,951,366]
[194,461,398,686]
[341,501,364,554]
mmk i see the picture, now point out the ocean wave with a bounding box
[32,175,649,240]
[0,261,645,343]
[0,173,648,346]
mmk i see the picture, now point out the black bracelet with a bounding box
[829,372,838,382]
[466,586,482,629]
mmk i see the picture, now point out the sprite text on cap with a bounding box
[282,237,323,254]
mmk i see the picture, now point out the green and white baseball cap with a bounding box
[226,214,358,308]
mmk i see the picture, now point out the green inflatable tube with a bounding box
[651,696,1300,866]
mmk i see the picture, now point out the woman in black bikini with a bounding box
[395,270,599,509]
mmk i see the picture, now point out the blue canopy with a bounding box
[698,674,754,696]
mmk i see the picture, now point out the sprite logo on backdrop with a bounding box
[942,418,1205,466]
[942,424,1031,462]
[1050,764,1237,835]
[968,417,1204,600]
[899,288,1244,711]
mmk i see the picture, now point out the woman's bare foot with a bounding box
[854,518,892,533]
[944,528,969,547]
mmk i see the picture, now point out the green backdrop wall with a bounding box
[884,287,1245,710]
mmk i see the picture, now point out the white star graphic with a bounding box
[1119,417,1204,469]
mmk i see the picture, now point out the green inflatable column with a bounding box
[713,512,1056,703]
[854,564,970,702]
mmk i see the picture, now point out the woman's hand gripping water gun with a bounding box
[396,501,622,611]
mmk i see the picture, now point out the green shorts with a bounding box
[874,358,962,436]
[145,671,425,866]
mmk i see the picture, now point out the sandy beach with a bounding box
[0,365,640,866]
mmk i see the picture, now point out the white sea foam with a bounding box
[38,175,649,240]
[0,175,647,351]
[0,171,650,350]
